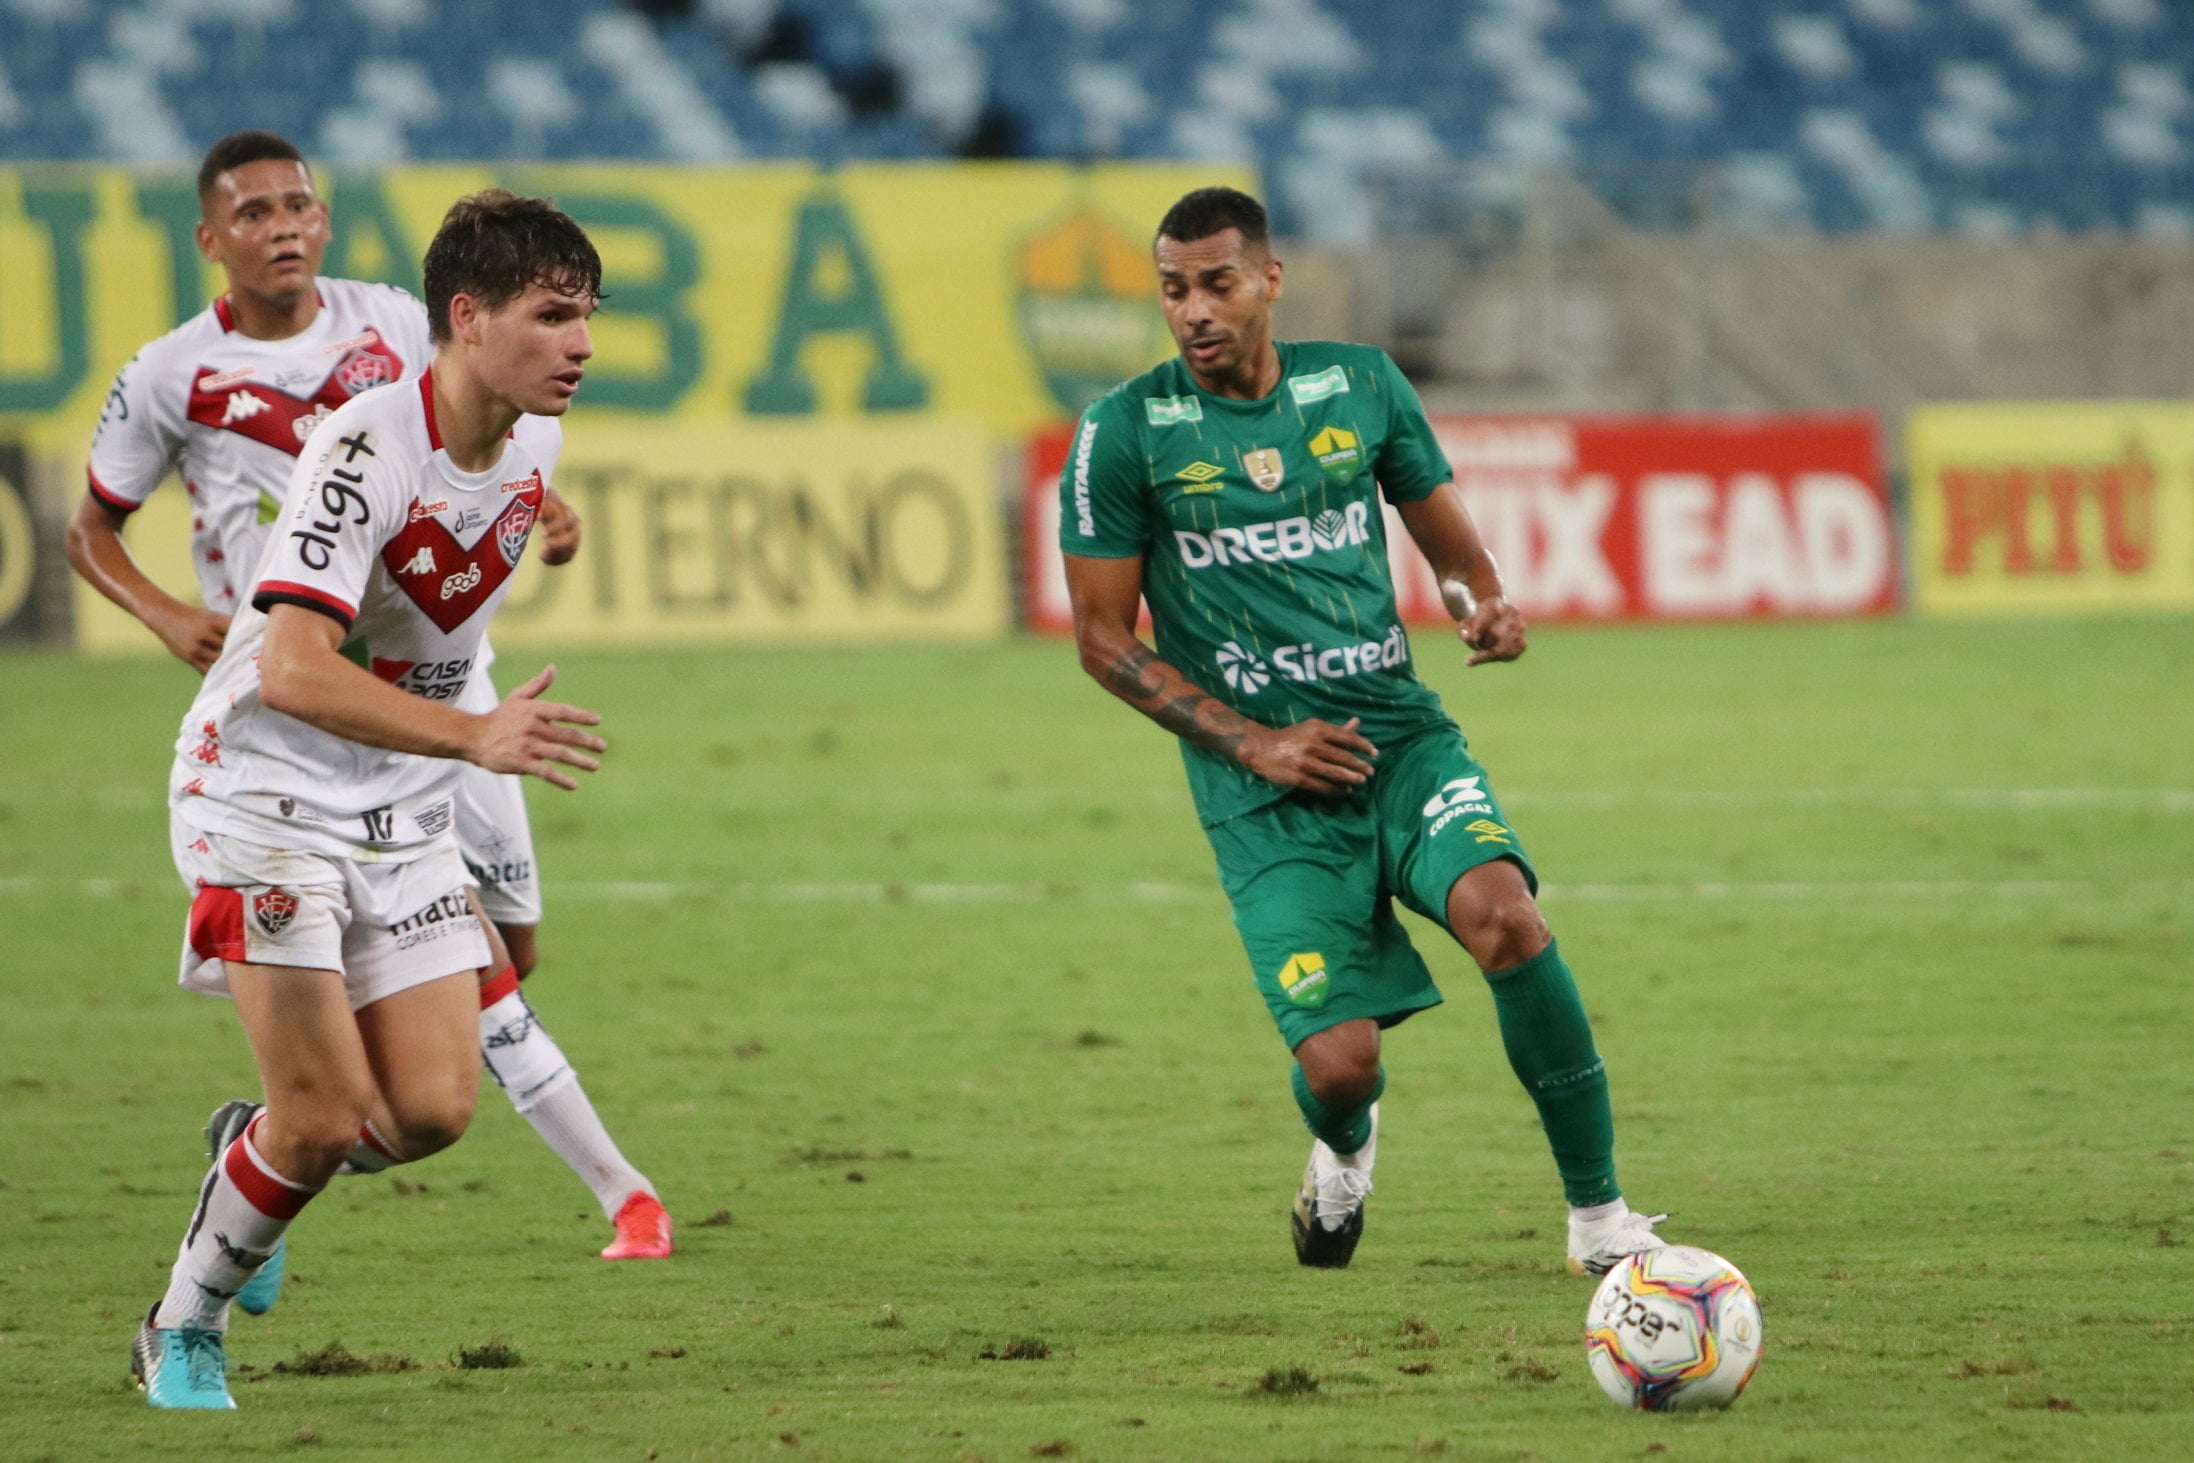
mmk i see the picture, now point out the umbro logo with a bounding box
[1176,461,1225,493]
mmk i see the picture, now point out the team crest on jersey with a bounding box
[495,497,537,566]
[1307,425,1362,485]
[1242,447,1285,493]
[335,350,394,395]
[188,332,405,459]
[381,477,546,633]
[253,887,299,938]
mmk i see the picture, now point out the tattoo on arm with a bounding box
[1100,643,1252,761]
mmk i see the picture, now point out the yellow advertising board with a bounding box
[1909,402,2194,615]
[70,420,1008,653]
[2,161,1246,645]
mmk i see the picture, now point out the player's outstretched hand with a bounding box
[472,665,606,790]
[537,490,582,566]
[155,604,231,674]
[1460,594,1528,666]
[1241,716,1379,795]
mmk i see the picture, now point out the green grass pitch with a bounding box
[1,618,2189,1460]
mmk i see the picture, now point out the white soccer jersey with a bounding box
[171,371,561,860]
[87,277,434,611]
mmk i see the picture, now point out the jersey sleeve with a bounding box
[1056,392,1149,559]
[1370,351,1452,505]
[252,415,405,630]
[84,349,182,513]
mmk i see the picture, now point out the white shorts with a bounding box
[454,760,542,927]
[172,816,490,1012]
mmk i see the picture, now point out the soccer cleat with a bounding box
[600,1191,674,1260]
[1289,1103,1377,1269]
[1567,1204,1672,1276]
[234,1235,285,1316]
[205,1099,286,1316]
[131,1305,237,1410]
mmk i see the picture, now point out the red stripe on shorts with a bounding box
[187,884,247,963]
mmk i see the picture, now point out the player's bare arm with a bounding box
[1064,550,1378,795]
[63,496,230,672]
[537,488,582,565]
[258,604,605,789]
[1395,482,1528,666]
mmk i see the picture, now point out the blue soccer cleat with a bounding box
[234,1236,285,1316]
[131,1305,236,1410]
[205,1099,286,1316]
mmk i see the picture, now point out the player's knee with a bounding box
[1297,1026,1381,1108]
[1474,897,1551,971]
[386,1077,479,1159]
[266,1100,376,1180]
[1449,864,1551,972]
[1306,1060,1381,1109]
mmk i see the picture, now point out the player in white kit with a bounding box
[111,186,621,1409]
[68,135,671,1305]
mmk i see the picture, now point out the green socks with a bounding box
[1290,1062,1384,1156]
[1483,940,1620,1207]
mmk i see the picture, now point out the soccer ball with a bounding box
[1584,1245,1762,1411]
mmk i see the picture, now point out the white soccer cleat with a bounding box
[1567,1202,1671,1276]
[1289,1102,1377,1269]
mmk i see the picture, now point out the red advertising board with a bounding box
[1023,412,1893,631]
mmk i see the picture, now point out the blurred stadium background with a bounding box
[2,0,2192,653]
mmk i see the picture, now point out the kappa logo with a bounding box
[221,390,268,425]
[1242,447,1285,493]
[1423,776,1498,839]
[1277,951,1330,1009]
[252,887,299,938]
[440,563,482,600]
[400,545,437,576]
[1215,640,1271,694]
[1176,461,1225,492]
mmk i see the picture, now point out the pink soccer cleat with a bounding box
[600,1192,674,1260]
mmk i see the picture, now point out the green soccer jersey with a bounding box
[1061,340,1458,827]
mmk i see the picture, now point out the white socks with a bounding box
[155,1116,316,1332]
[480,974,653,1221]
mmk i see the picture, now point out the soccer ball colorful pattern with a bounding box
[1584,1245,1762,1411]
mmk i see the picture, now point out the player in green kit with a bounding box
[1060,187,1669,1274]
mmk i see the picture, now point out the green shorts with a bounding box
[1204,728,1536,1051]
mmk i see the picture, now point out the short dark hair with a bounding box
[422,189,603,345]
[197,130,309,208]
[1155,186,1270,251]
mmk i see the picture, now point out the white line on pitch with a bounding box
[51,785,2194,815]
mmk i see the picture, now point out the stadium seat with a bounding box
[2,0,2190,236]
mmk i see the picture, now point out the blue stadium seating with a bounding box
[1,0,2189,237]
